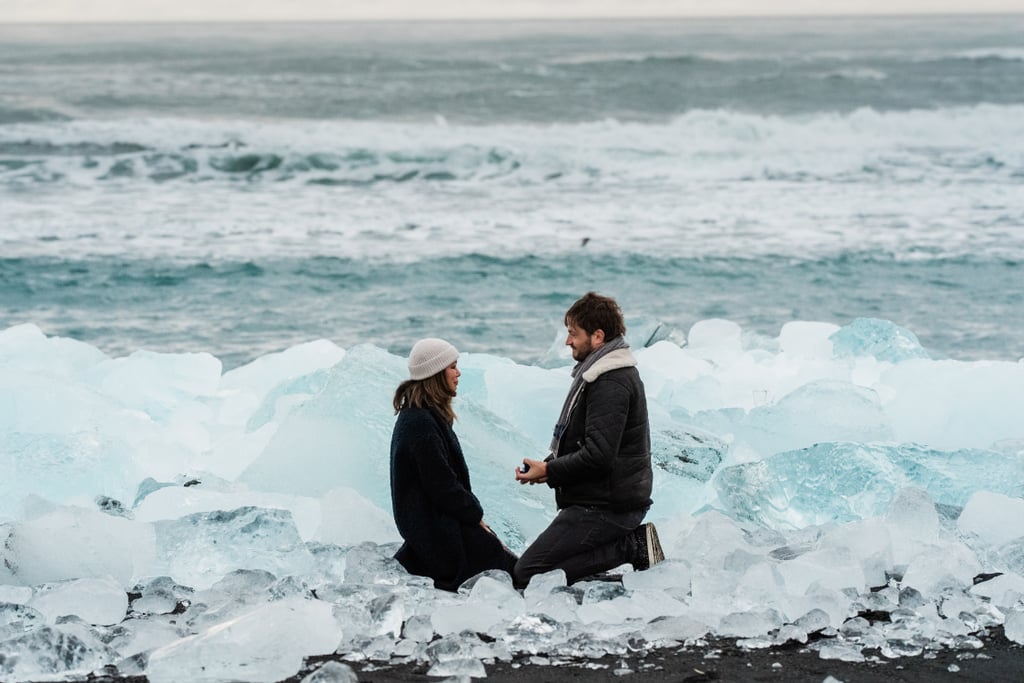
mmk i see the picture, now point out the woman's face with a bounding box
[444,361,460,395]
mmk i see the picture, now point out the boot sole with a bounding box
[645,523,665,567]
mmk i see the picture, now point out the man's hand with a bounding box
[515,458,548,485]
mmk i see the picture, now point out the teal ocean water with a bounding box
[2,253,1022,368]
[2,15,1023,364]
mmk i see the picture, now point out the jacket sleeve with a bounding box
[404,420,484,525]
[545,374,630,487]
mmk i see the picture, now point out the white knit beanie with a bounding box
[408,338,459,380]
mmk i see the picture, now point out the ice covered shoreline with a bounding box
[1,319,1023,681]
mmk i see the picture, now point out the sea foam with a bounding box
[3,105,1024,263]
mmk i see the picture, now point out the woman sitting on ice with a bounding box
[389,338,517,591]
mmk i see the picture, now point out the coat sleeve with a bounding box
[402,419,484,525]
[545,374,630,487]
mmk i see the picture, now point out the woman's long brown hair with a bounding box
[393,370,456,424]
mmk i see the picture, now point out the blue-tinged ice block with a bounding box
[650,428,727,482]
[27,576,127,626]
[150,506,312,589]
[714,442,1024,529]
[0,432,140,521]
[829,318,929,362]
[2,505,154,588]
[237,344,403,506]
[0,625,114,682]
[81,349,222,421]
[735,380,892,458]
[958,491,1024,576]
[0,323,109,378]
[146,597,341,683]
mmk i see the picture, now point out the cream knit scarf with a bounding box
[548,335,630,455]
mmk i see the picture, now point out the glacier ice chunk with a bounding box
[3,506,155,587]
[130,576,194,616]
[777,547,866,595]
[715,442,1024,529]
[0,625,112,681]
[735,380,891,459]
[146,597,341,683]
[300,660,358,683]
[622,560,691,593]
[1005,609,1024,645]
[316,487,400,546]
[639,614,710,643]
[104,618,182,660]
[237,345,402,503]
[718,609,784,638]
[882,358,1024,451]
[28,577,127,626]
[151,506,312,589]
[900,543,982,597]
[0,602,47,640]
[958,491,1024,547]
[424,633,488,677]
[829,318,929,362]
[969,572,1024,609]
[0,432,142,522]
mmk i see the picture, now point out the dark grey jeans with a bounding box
[513,505,646,588]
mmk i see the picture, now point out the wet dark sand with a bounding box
[289,628,1023,683]
[46,628,1023,682]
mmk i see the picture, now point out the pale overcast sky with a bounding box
[1,0,1021,22]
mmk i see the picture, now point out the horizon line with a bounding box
[2,9,1023,25]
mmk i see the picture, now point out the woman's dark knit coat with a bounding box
[390,405,515,591]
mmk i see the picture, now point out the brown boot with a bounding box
[632,522,665,571]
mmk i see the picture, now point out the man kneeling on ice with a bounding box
[514,291,663,587]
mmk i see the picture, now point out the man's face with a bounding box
[566,322,604,362]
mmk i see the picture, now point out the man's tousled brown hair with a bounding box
[565,291,626,340]
[393,371,456,423]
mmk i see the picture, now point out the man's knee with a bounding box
[512,557,533,588]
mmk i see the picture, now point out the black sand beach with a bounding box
[281,629,1024,683]
[36,628,1024,683]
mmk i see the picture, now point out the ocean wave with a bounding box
[545,51,708,66]
[954,47,1024,62]
[0,106,72,125]
[2,108,1022,271]
[1,105,1023,188]
[0,140,149,156]
[811,68,888,81]
[0,143,523,186]
[555,47,1024,69]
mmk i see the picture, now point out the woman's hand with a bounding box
[480,519,513,553]
[515,458,548,485]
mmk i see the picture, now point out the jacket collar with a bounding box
[581,348,637,383]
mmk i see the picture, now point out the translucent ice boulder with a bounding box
[150,506,313,589]
[735,380,892,458]
[2,506,155,587]
[146,597,341,683]
[27,576,127,626]
[829,318,929,362]
[715,442,1024,529]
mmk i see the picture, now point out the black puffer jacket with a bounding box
[390,406,516,591]
[544,351,653,512]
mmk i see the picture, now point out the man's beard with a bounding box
[572,342,592,362]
